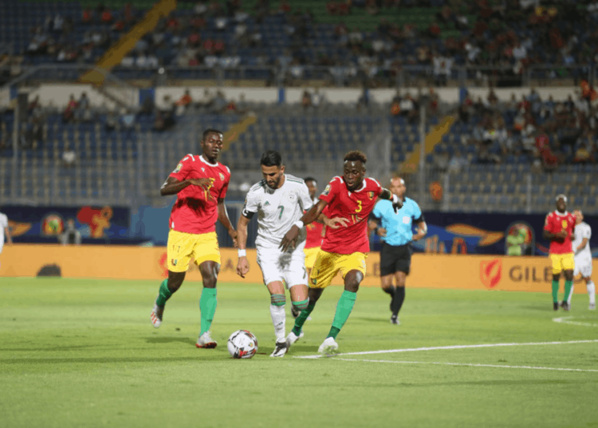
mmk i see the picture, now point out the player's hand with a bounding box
[236,257,249,278]
[280,226,299,252]
[188,178,212,189]
[412,230,425,241]
[555,230,567,241]
[391,194,403,213]
[326,217,349,229]
[229,229,238,248]
[377,227,387,237]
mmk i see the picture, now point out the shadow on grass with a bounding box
[146,336,196,345]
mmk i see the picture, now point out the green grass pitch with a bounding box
[1,278,597,428]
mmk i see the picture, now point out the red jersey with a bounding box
[305,219,324,249]
[168,154,230,234]
[544,210,576,254]
[319,176,383,254]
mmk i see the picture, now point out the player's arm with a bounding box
[576,237,589,254]
[413,217,428,241]
[236,212,253,278]
[217,198,237,246]
[280,199,330,252]
[160,176,213,196]
[379,188,403,211]
[368,213,386,237]
[5,222,12,244]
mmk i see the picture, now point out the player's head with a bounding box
[390,176,406,198]
[555,194,567,213]
[343,150,367,191]
[304,176,318,199]
[200,129,224,162]
[574,209,583,224]
[260,150,285,189]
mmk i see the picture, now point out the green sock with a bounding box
[564,280,573,302]
[551,280,559,303]
[155,279,172,307]
[328,290,357,339]
[199,288,217,335]
[292,302,316,336]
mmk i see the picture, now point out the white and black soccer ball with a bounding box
[227,330,258,359]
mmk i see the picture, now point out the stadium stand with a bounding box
[1,0,597,216]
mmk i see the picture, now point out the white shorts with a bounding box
[256,240,307,288]
[574,256,593,278]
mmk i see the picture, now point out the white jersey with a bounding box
[0,212,7,248]
[243,174,313,247]
[573,222,592,260]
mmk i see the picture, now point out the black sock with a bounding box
[391,286,405,316]
[382,286,395,297]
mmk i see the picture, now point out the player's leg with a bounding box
[290,251,333,338]
[390,271,407,324]
[195,260,219,348]
[561,254,575,310]
[390,245,411,324]
[151,230,193,328]
[586,276,596,309]
[379,244,396,306]
[194,232,221,348]
[286,247,310,321]
[550,254,561,310]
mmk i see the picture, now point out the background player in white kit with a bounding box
[569,210,595,310]
[0,210,13,269]
[236,151,313,357]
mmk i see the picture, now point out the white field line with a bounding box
[553,316,598,327]
[332,358,598,373]
[293,339,598,360]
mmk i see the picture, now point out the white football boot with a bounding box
[318,337,339,356]
[196,331,217,348]
[270,340,288,357]
[150,304,163,328]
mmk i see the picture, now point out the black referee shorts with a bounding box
[380,242,412,276]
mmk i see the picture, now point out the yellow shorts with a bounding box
[309,250,367,289]
[549,253,574,275]
[167,230,221,273]
[304,246,321,270]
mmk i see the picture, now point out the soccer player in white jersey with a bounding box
[569,210,595,310]
[0,210,13,269]
[236,151,314,357]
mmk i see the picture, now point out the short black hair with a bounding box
[202,128,223,140]
[304,176,317,184]
[260,150,282,167]
[344,150,367,164]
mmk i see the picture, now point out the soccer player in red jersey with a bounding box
[150,129,237,348]
[543,194,576,311]
[280,151,402,355]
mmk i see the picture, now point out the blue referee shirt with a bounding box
[371,197,423,246]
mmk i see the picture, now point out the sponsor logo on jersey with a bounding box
[323,185,331,196]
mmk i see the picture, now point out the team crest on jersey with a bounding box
[264,201,270,206]
[171,259,178,266]
[173,163,182,173]
[323,185,331,196]
[368,191,374,200]
[219,172,225,181]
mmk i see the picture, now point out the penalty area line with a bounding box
[293,339,598,360]
[553,316,598,327]
[332,358,598,373]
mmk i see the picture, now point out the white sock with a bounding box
[568,284,574,305]
[270,304,286,342]
[587,281,595,305]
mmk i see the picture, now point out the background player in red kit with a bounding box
[543,194,576,311]
[290,176,324,319]
[280,150,402,355]
[150,129,237,348]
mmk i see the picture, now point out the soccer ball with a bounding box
[227,330,258,359]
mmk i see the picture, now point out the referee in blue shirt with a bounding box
[369,177,427,325]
